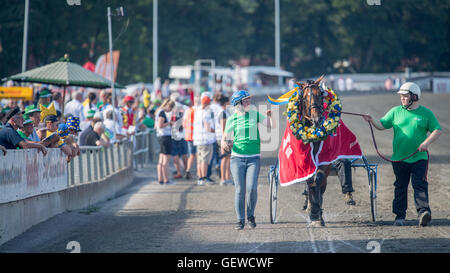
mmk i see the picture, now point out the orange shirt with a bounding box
[183,107,195,141]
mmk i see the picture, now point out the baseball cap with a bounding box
[124,95,135,102]
[44,115,58,123]
[201,96,211,105]
[24,105,41,116]
[5,107,24,121]
[39,89,52,98]
[23,118,33,125]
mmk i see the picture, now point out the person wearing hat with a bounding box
[122,95,136,130]
[221,90,275,230]
[193,92,216,186]
[17,118,34,141]
[364,82,442,227]
[24,104,42,142]
[38,88,53,108]
[81,109,96,131]
[57,122,79,161]
[0,107,47,155]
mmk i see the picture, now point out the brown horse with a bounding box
[297,75,332,227]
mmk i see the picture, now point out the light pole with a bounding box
[275,0,281,85]
[153,0,158,84]
[107,6,124,128]
[22,0,29,72]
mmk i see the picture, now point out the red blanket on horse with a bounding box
[278,120,362,186]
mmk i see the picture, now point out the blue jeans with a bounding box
[207,142,219,178]
[230,156,261,222]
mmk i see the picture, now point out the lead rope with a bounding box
[341,111,429,180]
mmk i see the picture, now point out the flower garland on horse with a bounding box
[268,82,342,143]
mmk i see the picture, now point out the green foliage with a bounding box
[0,0,449,85]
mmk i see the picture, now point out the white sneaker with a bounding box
[197,179,205,186]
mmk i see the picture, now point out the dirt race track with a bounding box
[0,91,449,254]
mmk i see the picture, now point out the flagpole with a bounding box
[153,0,158,84]
[107,7,116,127]
[275,0,281,86]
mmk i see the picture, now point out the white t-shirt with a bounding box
[65,99,85,121]
[193,107,216,146]
[171,102,188,141]
[215,108,230,142]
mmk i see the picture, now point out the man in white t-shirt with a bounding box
[65,91,86,122]
[193,93,216,185]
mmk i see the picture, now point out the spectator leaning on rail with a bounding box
[78,117,103,146]
[363,82,442,227]
[17,117,34,141]
[221,90,275,230]
[81,121,110,147]
[23,105,42,142]
[0,107,47,155]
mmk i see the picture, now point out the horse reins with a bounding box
[341,111,429,179]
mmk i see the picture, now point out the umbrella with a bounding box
[3,54,124,115]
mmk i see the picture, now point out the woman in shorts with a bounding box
[156,99,175,185]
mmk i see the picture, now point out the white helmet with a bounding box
[397,82,421,99]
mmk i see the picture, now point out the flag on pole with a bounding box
[95,51,120,81]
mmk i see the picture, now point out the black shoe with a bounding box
[247,217,256,229]
[235,221,244,230]
[419,211,432,226]
[185,171,191,180]
[159,181,164,185]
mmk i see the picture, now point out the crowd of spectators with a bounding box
[0,86,159,162]
[1,84,233,187]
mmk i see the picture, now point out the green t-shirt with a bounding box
[224,110,266,156]
[380,105,441,163]
[17,130,31,141]
[142,116,155,129]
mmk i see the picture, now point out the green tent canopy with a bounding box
[3,55,124,115]
[4,56,123,89]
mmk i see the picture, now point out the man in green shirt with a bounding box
[17,118,34,141]
[364,82,442,227]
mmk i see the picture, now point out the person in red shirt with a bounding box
[122,95,136,130]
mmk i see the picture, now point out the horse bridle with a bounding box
[299,81,325,123]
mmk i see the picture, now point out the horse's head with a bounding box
[297,75,325,128]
